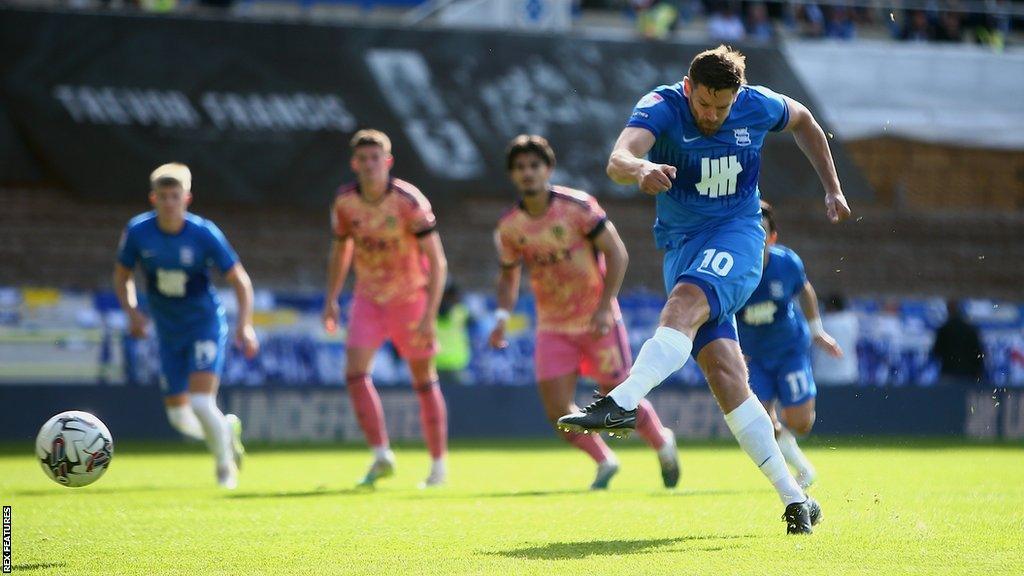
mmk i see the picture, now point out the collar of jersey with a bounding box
[518,188,554,219]
[356,177,393,205]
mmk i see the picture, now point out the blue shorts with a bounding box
[662,216,766,357]
[157,324,228,397]
[748,348,817,407]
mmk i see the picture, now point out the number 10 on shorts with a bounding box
[697,249,734,277]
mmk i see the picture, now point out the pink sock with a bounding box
[559,430,613,463]
[635,399,668,450]
[347,374,389,448]
[414,381,448,459]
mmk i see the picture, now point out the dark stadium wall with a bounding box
[0,7,873,207]
[2,385,1020,442]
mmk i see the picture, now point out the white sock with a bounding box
[373,446,393,461]
[777,427,814,477]
[608,327,692,410]
[165,405,205,441]
[657,428,677,463]
[724,396,805,505]
[431,458,447,477]
[598,453,620,469]
[189,393,233,466]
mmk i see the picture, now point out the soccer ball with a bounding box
[35,411,114,487]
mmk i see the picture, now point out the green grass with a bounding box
[1,439,1022,575]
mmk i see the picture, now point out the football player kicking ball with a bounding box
[737,200,843,490]
[558,46,851,533]
[490,135,679,490]
[323,130,450,488]
[114,163,258,489]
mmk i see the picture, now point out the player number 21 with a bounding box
[697,249,734,277]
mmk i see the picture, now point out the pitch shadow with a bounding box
[225,487,367,500]
[10,486,179,497]
[13,562,68,571]
[488,534,753,560]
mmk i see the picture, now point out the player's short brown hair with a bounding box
[505,134,556,171]
[349,129,392,155]
[689,45,746,93]
[760,199,777,234]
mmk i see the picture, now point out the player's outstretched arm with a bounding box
[607,127,676,195]
[416,231,449,342]
[490,230,521,350]
[589,221,628,337]
[113,263,147,338]
[323,237,353,332]
[799,280,843,358]
[225,263,259,359]
[782,96,852,223]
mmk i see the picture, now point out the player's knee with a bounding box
[785,409,815,436]
[662,283,710,332]
[703,358,747,390]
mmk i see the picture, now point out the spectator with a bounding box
[935,10,965,42]
[435,282,476,384]
[745,2,773,41]
[931,300,985,385]
[824,6,857,40]
[900,10,936,41]
[636,0,680,40]
[707,3,746,41]
[813,294,861,385]
[798,3,826,37]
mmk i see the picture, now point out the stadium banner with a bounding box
[1,384,1021,441]
[0,7,872,205]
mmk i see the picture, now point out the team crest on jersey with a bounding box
[179,247,194,266]
[385,216,398,229]
[734,127,751,146]
[635,92,664,109]
[552,225,565,240]
[770,280,784,299]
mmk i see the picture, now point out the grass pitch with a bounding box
[1,439,1022,575]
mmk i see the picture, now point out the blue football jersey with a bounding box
[626,83,789,249]
[117,212,239,338]
[737,245,809,359]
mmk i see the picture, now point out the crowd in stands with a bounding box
[627,0,1017,47]
[17,0,1018,48]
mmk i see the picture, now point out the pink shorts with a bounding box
[535,322,632,384]
[347,292,436,361]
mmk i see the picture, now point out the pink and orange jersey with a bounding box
[332,178,436,305]
[495,186,618,334]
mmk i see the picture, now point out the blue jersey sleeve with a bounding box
[625,90,676,138]
[748,85,790,132]
[787,249,808,297]
[116,227,138,268]
[203,220,240,273]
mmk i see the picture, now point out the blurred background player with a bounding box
[113,163,258,489]
[490,135,679,490]
[435,281,476,385]
[322,129,449,488]
[558,45,851,533]
[737,200,844,490]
